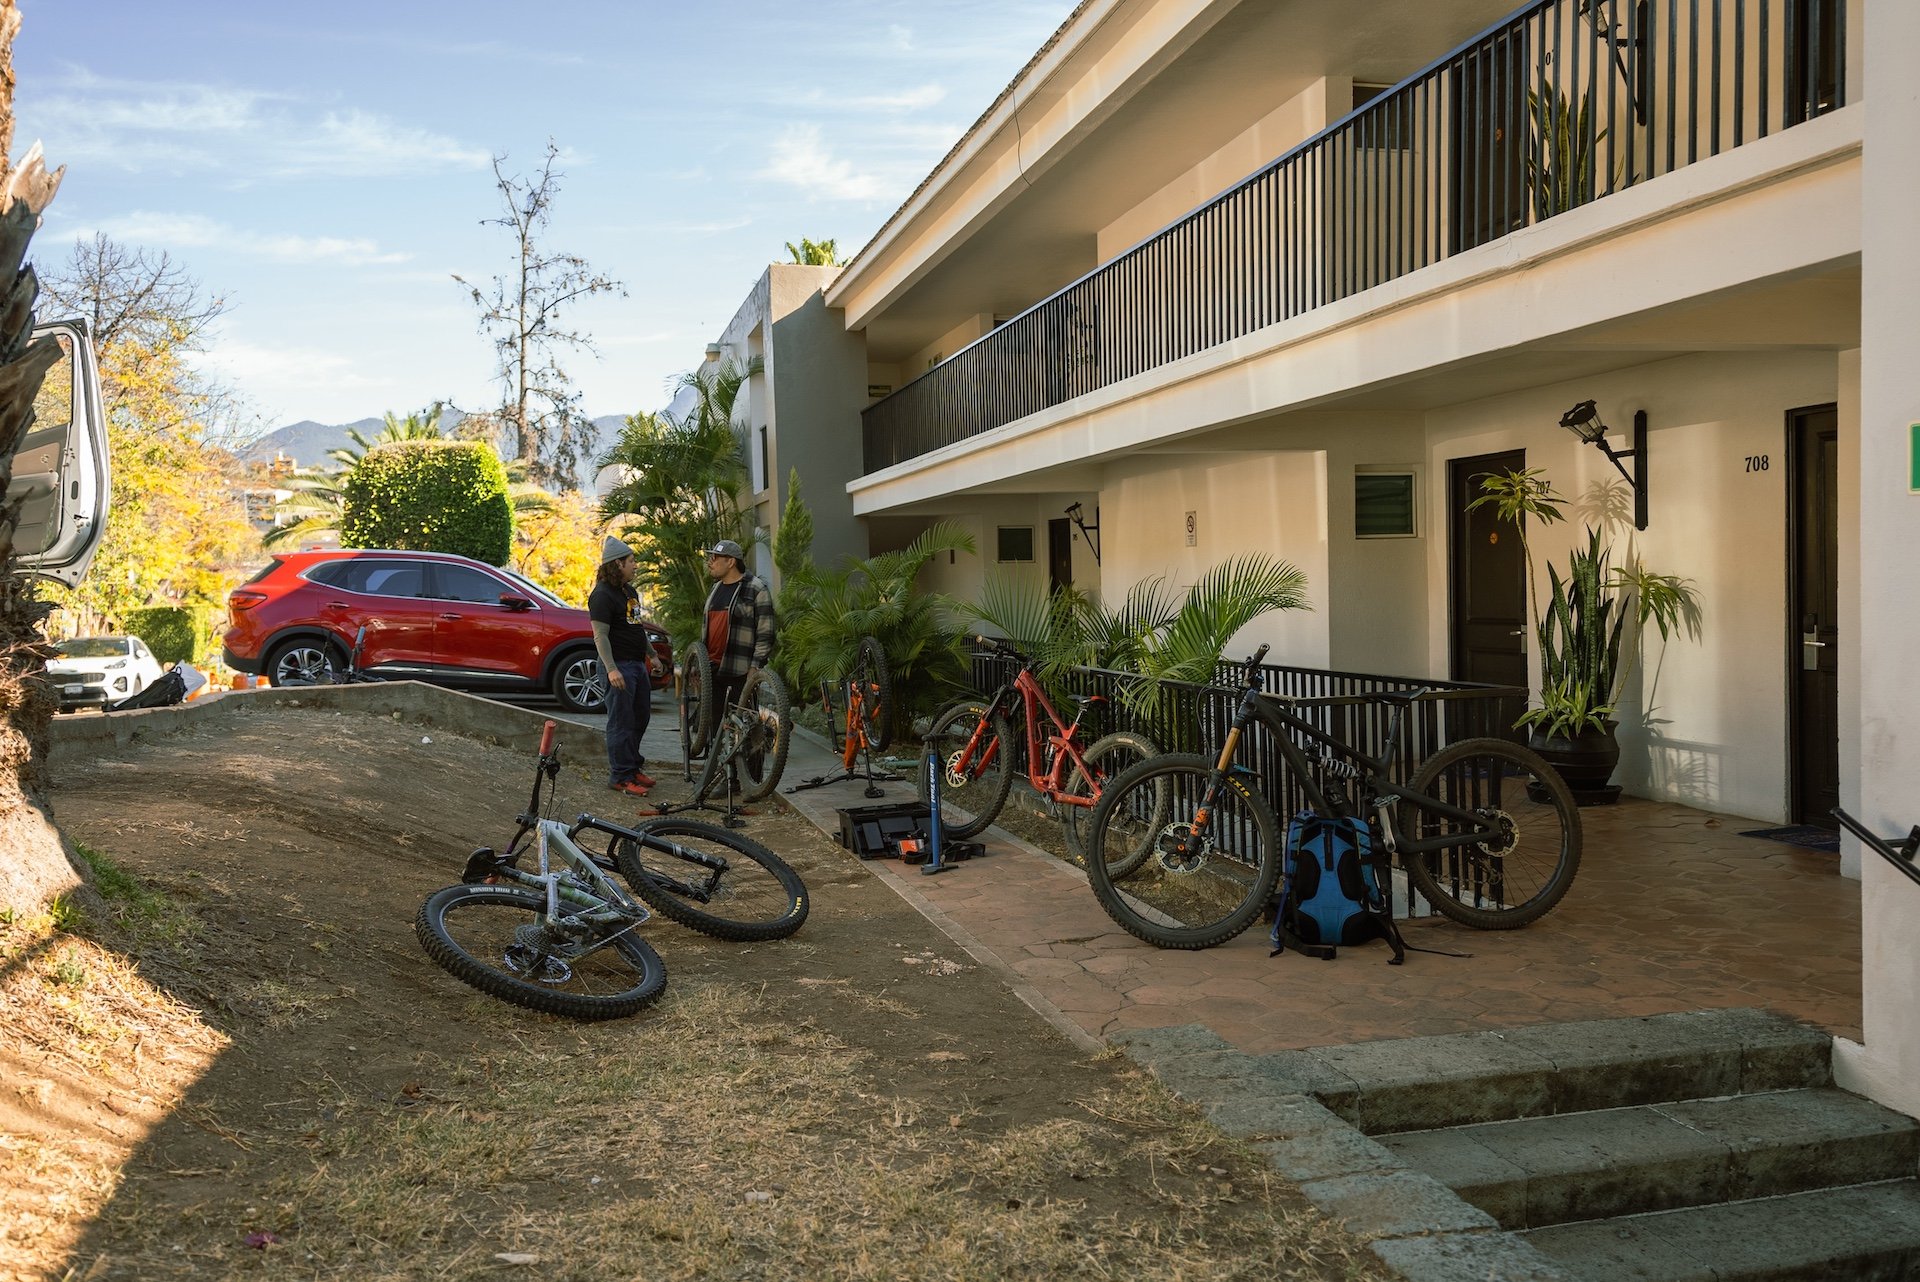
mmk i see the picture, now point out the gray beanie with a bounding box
[601,535,635,565]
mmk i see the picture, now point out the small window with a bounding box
[996,526,1035,563]
[303,560,344,586]
[1355,472,1417,538]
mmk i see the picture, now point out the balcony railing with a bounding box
[865,0,1847,474]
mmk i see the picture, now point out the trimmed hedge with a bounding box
[125,606,210,664]
[341,441,513,565]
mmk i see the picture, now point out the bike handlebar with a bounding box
[538,719,556,757]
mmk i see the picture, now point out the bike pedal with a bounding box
[462,847,512,884]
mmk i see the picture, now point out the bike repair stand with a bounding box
[919,747,955,877]
[785,681,902,799]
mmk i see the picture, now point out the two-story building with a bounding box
[690,0,1918,1115]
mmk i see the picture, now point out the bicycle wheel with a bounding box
[1083,753,1282,950]
[1059,730,1163,867]
[414,884,667,1020]
[1403,737,1582,929]
[735,667,791,802]
[680,643,715,758]
[920,701,1015,839]
[616,818,809,941]
[854,636,894,751]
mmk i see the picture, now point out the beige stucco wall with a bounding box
[1096,76,1352,263]
[1423,348,1845,825]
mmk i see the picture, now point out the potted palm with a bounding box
[1473,470,1700,805]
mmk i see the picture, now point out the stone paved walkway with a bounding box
[761,718,1860,1054]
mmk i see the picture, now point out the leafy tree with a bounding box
[771,467,813,601]
[597,358,760,647]
[267,405,550,549]
[511,488,605,606]
[341,441,513,565]
[785,237,842,266]
[455,140,624,489]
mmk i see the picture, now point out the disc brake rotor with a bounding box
[1152,821,1209,875]
[1476,809,1519,857]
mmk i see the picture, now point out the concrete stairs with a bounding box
[1116,1009,1920,1282]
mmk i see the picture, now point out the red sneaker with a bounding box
[609,779,651,798]
[631,768,657,789]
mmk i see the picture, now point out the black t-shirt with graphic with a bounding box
[588,581,652,663]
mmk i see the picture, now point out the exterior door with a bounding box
[1788,405,1840,828]
[1450,450,1529,692]
[1048,518,1073,594]
[424,561,550,676]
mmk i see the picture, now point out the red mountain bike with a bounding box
[920,636,1162,858]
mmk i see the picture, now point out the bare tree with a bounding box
[454,141,624,490]
[40,233,225,351]
[0,0,88,916]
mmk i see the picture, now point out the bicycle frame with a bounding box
[965,667,1101,806]
[1217,678,1502,858]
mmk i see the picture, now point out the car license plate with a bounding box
[63,684,83,696]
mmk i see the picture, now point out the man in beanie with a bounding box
[702,538,775,712]
[591,536,663,798]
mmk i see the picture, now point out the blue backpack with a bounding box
[1270,811,1406,964]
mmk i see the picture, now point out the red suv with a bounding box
[223,549,672,713]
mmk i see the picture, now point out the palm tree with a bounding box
[266,404,550,548]
[785,237,841,266]
[777,521,977,721]
[597,358,761,645]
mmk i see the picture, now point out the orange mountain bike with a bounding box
[920,635,1161,857]
[787,637,897,799]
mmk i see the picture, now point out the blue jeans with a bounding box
[604,659,652,785]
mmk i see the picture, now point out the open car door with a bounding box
[9,318,108,587]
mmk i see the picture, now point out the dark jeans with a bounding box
[605,659,653,785]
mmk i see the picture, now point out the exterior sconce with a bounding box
[703,343,724,362]
[1559,400,1648,530]
[1065,501,1101,564]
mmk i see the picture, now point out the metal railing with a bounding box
[967,653,1526,820]
[865,0,1847,473]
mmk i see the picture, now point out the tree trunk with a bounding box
[0,0,87,916]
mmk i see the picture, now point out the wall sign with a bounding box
[1184,511,1197,546]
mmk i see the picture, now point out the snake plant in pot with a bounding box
[1474,470,1701,805]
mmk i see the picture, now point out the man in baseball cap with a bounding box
[591,535,662,798]
[702,538,774,712]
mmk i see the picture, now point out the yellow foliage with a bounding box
[510,490,604,608]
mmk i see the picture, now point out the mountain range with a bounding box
[244,413,635,469]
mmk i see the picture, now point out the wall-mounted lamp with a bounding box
[1559,401,1648,530]
[703,343,724,362]
[1065,501,1101,564]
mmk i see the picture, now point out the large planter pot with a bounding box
[1527,721,1622,806]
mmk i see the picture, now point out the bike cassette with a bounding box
[1151,822,1210,875]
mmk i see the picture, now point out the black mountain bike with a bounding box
[416,721,809,1019]
[1082,646,1580,950]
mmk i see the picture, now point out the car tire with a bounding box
[552,649,609,714]
[265,637,344,687]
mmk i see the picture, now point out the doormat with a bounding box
[1738,825,1841,854]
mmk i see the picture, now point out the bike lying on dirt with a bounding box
[415,720,809,1019]
[1083,645,1581,950]
[920,636,1161,856]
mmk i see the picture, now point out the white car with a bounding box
[47,636,166,712]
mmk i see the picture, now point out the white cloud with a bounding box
[761,124,892,203]
[888,25,916,52]
[29,71,489,178]
[93,212,412,266]
[189,341,382,393]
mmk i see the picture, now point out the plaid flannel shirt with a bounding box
[706,574,775,678]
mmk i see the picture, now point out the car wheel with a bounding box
[553,650,608,713]
[265,638,343,686]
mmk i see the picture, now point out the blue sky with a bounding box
[14,1,1074,431]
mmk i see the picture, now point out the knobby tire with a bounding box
[615,817,809,941]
